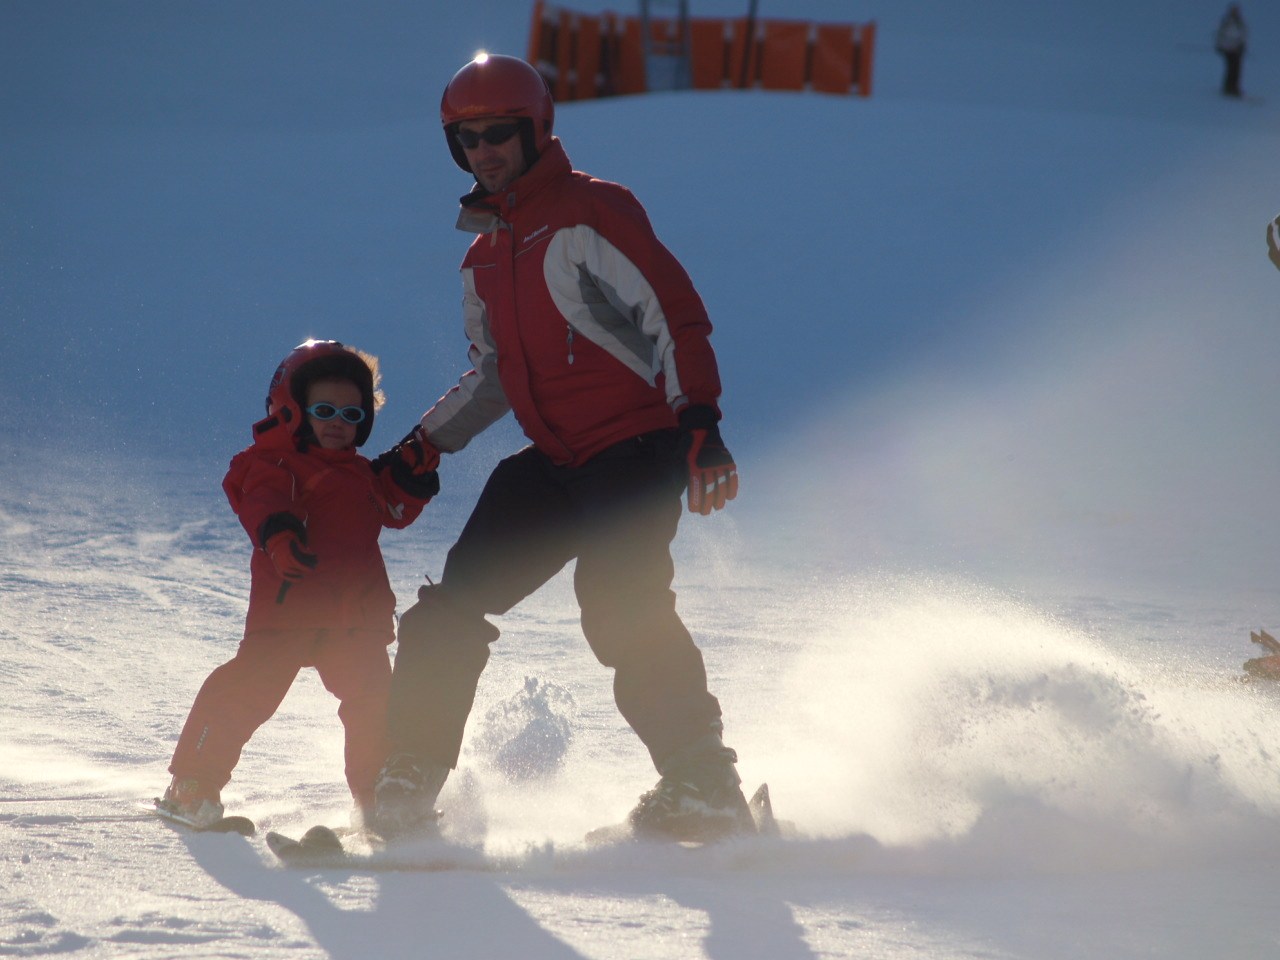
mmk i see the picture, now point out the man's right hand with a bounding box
[265,530,318,581]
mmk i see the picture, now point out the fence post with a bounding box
[575,14,601,100]
[527,0,546,66]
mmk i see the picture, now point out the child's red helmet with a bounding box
[259,339,380,449]
[440,53,554,173]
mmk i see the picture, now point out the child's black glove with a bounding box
[373,427,441,500]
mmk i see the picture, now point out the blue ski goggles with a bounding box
[305,403,366,424]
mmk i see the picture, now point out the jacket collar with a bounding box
[455,137,571,234]
[310,444,358,462]
[246,417,360,459]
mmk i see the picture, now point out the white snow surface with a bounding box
[5,0,1280,957]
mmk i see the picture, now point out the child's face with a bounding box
[305,378,363,450]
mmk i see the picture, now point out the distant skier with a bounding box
[158,340,439,828]
[1214,4,1247,98]
[372,53,752,843]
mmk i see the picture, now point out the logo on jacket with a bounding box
[522,224,550,245]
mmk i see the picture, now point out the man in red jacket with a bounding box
[375,54,748,842]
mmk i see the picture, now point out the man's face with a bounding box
[456,117,527,194]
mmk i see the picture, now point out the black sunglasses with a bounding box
[306,402,366,424]
[454,122,522,150]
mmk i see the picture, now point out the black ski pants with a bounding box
[387,429,724,771]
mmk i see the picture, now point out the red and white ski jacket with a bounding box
[223,441,428,635]
[421,138,723,467]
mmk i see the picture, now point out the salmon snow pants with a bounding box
[387,430,724,772]
[169,627,392,810]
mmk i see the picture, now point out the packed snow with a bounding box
[4,0,1280,957]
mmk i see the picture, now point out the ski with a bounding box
[153,799,255,836]
[1251,629,1279,654]
[1242,629,1280,680]
[265,820,487,871]
[751,781,782,837]
[585,782,782,847]
[267,784,786,866]
[266,824,348,865]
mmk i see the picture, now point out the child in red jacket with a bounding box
[158,340,440,828]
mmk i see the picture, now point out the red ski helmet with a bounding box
[258,339,381,449]
[440,53,554,173]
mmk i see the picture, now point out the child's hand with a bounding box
[405,432,442,474]
[373,428,441,500]
[374,427,441,475]
[265,530,319,581]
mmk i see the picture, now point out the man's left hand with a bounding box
[678,406,738,515]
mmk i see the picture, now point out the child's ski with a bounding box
[266,822,495,871]
[153,799,255,835]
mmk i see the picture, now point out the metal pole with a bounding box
[739,0,758,89]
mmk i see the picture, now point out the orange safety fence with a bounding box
[688,19,729,90]
[527,1,875,101]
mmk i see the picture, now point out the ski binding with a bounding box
[585,782,782,846]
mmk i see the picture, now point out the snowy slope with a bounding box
[5,0,1280,957]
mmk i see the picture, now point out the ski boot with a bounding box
[157,776,225,829]
[371,753,447,840]
[628,733,755,842]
